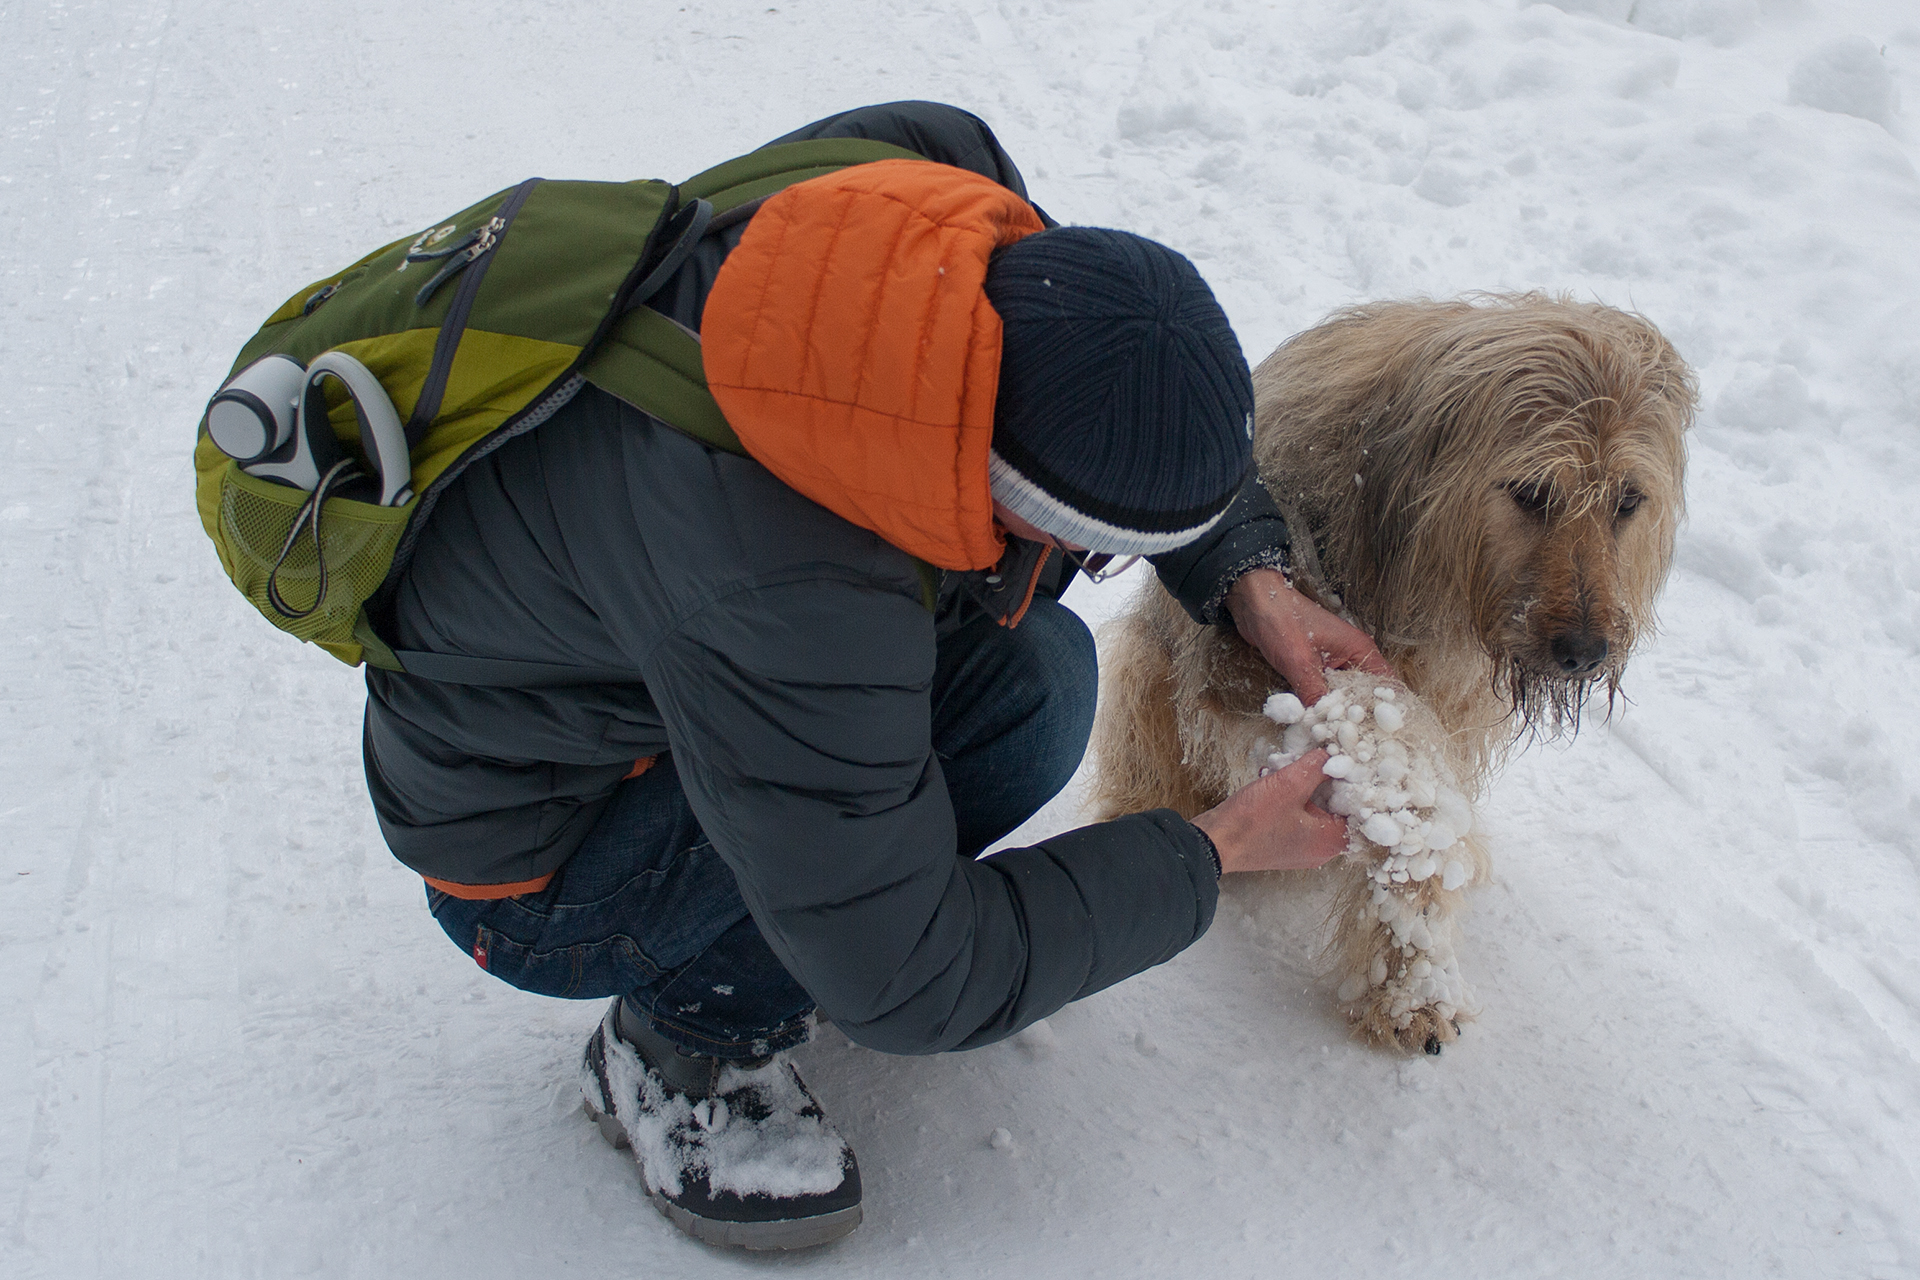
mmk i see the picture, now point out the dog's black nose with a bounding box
[1550,629,1609,676]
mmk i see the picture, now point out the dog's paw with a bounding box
[1343,992,1468,1055]
[1336,936,1474,1056]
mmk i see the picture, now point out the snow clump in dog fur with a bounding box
[1259,671,1477,1031]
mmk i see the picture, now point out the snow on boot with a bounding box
[580,998,861,1250]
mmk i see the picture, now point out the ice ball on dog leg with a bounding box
[1264,692,1306,724]
[1374,701,1405,732]
[1363,813,1404,846]
[1441,860,1470,891]
[1323,754,1357,779]
[1433,787,1473,836]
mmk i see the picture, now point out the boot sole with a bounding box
[583,1096,861,1250]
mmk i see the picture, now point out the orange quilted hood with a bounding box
[701,159,1046,571]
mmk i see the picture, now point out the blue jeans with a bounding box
[428,598,1098,1059]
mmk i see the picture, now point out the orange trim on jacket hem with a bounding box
[421,872,556,900]
[422,758,655,902]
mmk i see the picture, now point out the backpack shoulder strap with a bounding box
[680,137,929,210]
[586,307,743,455]
[579,137,925,459]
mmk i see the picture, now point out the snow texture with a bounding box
[5,0,1920,1276]
[1790,37,1902,126]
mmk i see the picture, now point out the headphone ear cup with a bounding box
[204,354,306,464]
[204,392,280,463]
[240,367,346,492]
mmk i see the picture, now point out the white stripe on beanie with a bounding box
[988,450,1229,556]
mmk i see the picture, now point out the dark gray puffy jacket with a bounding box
[362,103,1291,1054]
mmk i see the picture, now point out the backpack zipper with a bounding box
[404,176,543,444]
[374,184,686,607]
[408,216,505,308]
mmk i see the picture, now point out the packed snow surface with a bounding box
[5,0,1919,1277]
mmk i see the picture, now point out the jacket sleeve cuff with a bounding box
[1148,471,1292,626]
[970,808,1221,1022]
[1189,822,1224,879]
[1037,809,1221,1002]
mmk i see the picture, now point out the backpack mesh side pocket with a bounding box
[215,464,415,653]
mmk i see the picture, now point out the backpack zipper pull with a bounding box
[412,215,507,308]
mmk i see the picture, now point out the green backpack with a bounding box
[194,137,923,677]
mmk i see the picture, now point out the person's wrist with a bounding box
[1226,567,1294,647]
[1193,807,1249,875]
[1227,566,1293,618]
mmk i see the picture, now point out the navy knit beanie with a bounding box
[984,226,1254,556]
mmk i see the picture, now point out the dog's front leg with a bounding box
[1330,846,1480,1054]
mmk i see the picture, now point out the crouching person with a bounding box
[361,103,1384,1250]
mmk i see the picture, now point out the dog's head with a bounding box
[1256,295,1695,737]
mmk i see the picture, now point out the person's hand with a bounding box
[1193,749,1349,875]
[1226,567,1394,706]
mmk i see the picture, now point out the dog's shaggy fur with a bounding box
[1090,293,1695,1052]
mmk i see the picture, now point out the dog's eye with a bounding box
[1505,481,1551,519]
[1615,487,1644,521]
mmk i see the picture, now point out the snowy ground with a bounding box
[4,0,1918,1275]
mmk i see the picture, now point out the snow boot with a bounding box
[580,998,862,1250]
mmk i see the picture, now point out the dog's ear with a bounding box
[1357,400,1425,566]
[1349,385,1480,612]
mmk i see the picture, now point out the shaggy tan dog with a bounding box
[1090,293,1694,1053]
